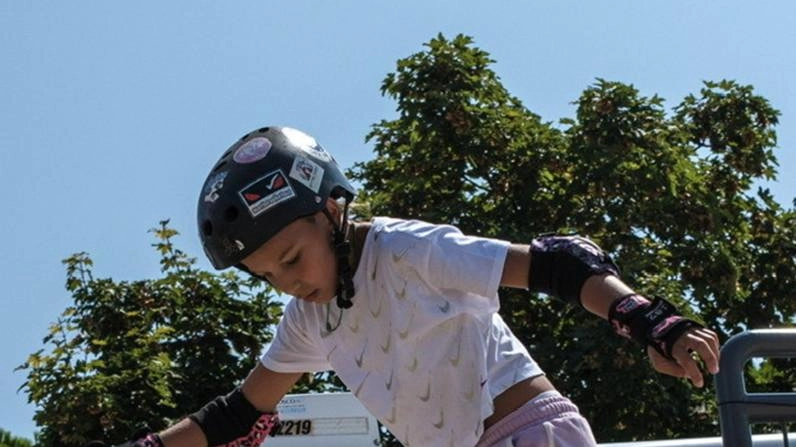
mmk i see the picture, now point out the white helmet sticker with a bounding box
[289,156,324,193]
[203,171,228,203]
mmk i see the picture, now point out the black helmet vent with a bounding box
[213,160,227,173]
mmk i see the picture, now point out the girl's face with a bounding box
[240,201,339,304]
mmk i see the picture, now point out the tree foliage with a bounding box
[0,429,33,447]
[17,221,284,447]
[349,33,795,442]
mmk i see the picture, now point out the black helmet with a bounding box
[197,126,356,270]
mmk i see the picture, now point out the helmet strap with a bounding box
[322,201,355,311]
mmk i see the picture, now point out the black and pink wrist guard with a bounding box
[608,294,704,359]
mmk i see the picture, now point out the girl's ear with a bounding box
[323,197,341,223]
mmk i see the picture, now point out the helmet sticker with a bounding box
[203,171,228,203]
[282,127,333,162]
[289,156,324,193]
[233,137,272,164]
[238,169,296,218]
[222,238,242,255]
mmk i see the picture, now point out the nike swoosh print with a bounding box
[432,408,444,429]
[463,382,475,401]
[391,246,410,263]
[448,338,461,367]
[406,355,418,372]
[385,369,394,390]
[398,311,414,339]
[396,282,407,300]
[380,332,392,354]
[418,380,431,402]
[385,405,396,424]
[354,372,370,398]
[355,342,367,368]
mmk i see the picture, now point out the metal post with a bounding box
[715,329,796,447]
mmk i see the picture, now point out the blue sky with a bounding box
[1,1,794,440]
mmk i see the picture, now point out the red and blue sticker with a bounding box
[239,169,296,217]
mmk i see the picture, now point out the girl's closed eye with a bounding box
[285,253,301,266]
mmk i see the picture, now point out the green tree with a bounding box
[17,221,284,447]
[0,429,33,447]
[350,33,795,442]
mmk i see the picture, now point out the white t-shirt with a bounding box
[261,217,543,447]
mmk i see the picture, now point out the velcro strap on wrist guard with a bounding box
[189,387,279,447]
[529,235,620,306]
[608,294,704,359]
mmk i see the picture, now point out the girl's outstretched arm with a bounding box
[500,239,720,388]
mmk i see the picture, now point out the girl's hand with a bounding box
[646,327,721,387]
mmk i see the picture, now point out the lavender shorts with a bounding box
[475,391,597,447]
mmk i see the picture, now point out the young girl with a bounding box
[124,126,720,447]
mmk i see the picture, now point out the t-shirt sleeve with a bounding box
[260,299,331,373]
[386,219,510,300]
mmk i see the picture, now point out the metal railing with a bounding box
[599,328,796,447]
[599,433,793,447]
[716,328,796,447]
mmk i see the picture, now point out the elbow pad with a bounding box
[528,235,620,306]
[189,387,278,447]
